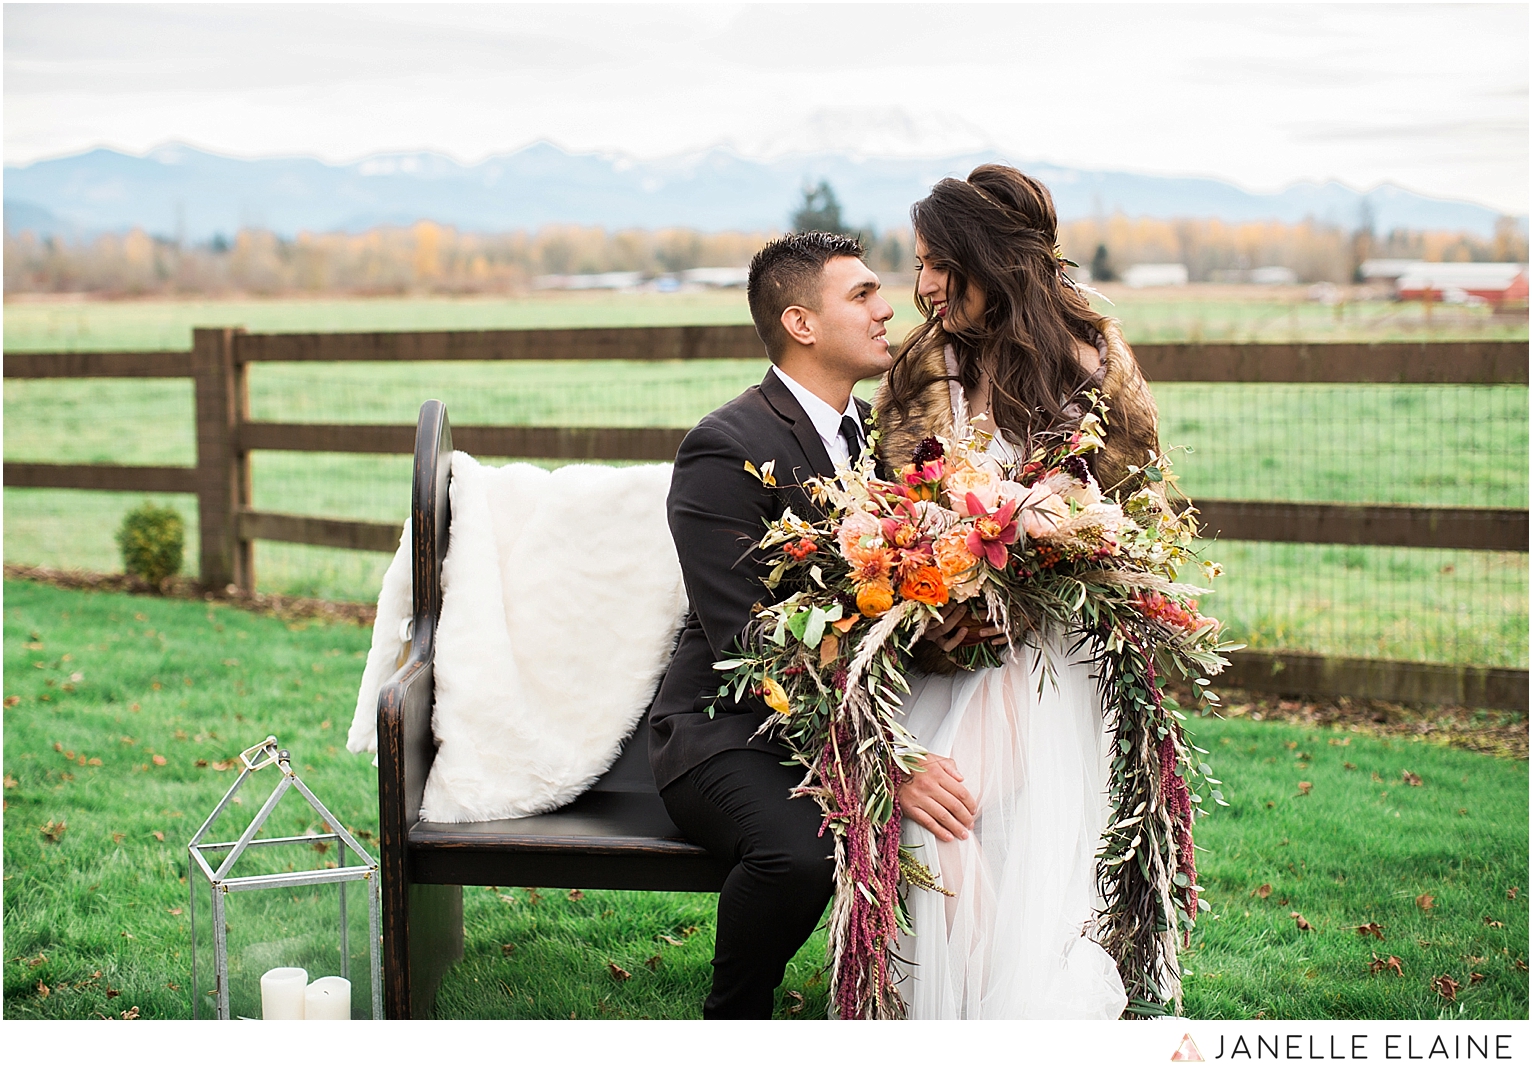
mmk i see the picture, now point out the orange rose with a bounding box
[855,581,895,618]
[898,565,950,607]
[932,529,982,601]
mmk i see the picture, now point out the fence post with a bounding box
[192,328,249,592]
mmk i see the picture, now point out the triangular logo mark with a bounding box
[1171,1034,1205,1062]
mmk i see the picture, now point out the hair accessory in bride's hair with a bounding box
[1055,244,1114,306]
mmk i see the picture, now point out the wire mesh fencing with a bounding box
[5,359,1527,670]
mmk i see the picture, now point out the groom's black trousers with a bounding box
[660,749,836,1019]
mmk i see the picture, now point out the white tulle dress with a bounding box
[893,351,1129,1020]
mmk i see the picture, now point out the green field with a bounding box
[3,581,1525,1020]
[3,293,1527,666]
[3,285,1526,352]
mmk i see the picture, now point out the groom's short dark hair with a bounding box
[747,232,865,362]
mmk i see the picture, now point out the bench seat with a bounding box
[377,400,727,1017]
[409,790,728,892]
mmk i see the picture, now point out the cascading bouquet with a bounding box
[713,397,1240,1020]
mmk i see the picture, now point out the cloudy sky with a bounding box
[5,2,1527,213]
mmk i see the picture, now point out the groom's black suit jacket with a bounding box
[649,370,873,791]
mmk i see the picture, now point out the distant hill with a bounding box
[3,141,1516,242]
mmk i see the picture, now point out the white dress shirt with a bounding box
[771,364,862,468]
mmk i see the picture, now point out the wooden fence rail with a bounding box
[5,328,1528,708]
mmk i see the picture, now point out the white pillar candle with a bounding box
[304,976,351,1020]
[260,967,307,1020]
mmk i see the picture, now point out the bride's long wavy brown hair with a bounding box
[887,164,1109,443]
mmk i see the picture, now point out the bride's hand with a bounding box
[924,602,1007,653]
[898,754,977,842]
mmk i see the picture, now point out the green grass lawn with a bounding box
[3,580,1526,1020]
[3,285,1525,353]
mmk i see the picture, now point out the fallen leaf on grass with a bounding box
[194,760,208,769]
[152,831,165,842]
[3,774,17,789]
[500,943,516,957]
[1297,781,1312,796]
[1416,894,1435,911]
[607,962,631,982]
[644,955,661,971]
[1355,922,1384,940]
[165,982,179,992]
[568,889,585,901]
[1515,959,1528,973]
[1254,883,1272,899]
[1470,973,1486,985]
[680,925,698,937]
[167,908,182,916]
[151,754,167,766]
[1343,762,1356,771]
[1432,974,1461,1001]
[786,990,805,1015]
[120,931,134,939]
[655,934,685,947]
[40,819,67,842]
[87,757,101,766]
[1509,887,1519,901]
[1369,954,1404,977]
[1402,770,1423,787]
[1371,772,1383,783]
[119,1006,140,1020]
[1291,911,1312,931]
[112,832,124,844]
[210,759,237,771]
[3,696,19,708]
[524,888,543,906]
[1483,917,1504,928]
[105,987,120,999]
[37,981,49,998]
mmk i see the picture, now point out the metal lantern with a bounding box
[188,737,382,1019]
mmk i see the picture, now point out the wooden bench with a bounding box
[376,399,730,1018]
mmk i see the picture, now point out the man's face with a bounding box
[805,256,896,381]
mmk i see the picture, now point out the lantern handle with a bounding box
[239,736,282,773]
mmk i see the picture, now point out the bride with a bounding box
[874,164,1166,1019]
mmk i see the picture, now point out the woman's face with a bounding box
[914,233,985,332]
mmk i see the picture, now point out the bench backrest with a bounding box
[409,401,661,804]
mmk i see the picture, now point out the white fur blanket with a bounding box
[347,454,687,823]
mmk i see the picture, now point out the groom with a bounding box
[649,232,892,1018]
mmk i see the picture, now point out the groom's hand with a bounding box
[899,754,977,842]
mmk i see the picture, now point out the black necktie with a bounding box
[839,414,865,462]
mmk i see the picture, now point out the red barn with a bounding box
[1394,262,1529,308]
